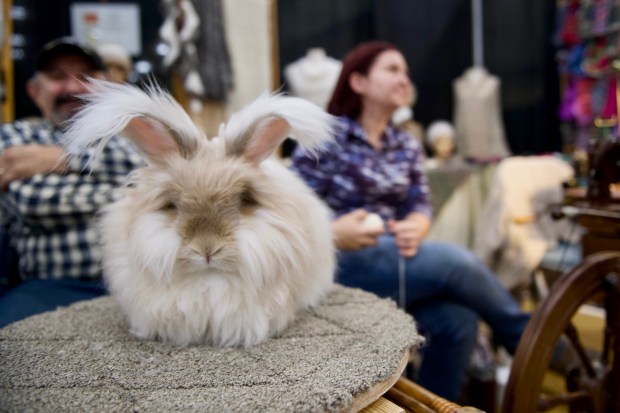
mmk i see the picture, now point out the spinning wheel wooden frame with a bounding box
[502,251,620,413]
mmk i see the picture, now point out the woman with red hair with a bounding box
[291,41,530,401]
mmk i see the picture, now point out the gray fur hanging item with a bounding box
[193,0,234,101]
[159,0,233,102]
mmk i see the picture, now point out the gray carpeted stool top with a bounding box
[0,284,422,412]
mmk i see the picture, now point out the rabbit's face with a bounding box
[138,149,261,275]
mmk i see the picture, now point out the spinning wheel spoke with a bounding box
[539,390,590,411]
[502,251,620,413]
[565,323,598,378]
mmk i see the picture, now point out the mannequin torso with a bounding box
[284,48,342,110]
[453,66,511,160]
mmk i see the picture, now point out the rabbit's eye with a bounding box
[161,201,176,211]
[240,189,257,207]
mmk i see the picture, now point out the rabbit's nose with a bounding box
[204,246,223,264]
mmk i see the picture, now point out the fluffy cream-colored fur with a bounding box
[64,81,337,347]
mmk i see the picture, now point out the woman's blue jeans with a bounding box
[337,236,530,401]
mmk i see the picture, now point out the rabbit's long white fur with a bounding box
[65,80,203,159]
[63,80,337,347]
[221,91,335,157]
[66,79,334,159]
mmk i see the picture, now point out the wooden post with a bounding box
[1,0,14,122]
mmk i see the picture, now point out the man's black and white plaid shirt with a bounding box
[0,119,145,280]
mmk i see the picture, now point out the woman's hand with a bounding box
[387,213,431,257]
[332,209,385,251]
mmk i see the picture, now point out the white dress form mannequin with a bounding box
[284,48,342,110]
[453,66,511,160]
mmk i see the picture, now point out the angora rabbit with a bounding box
[63,80,337,347]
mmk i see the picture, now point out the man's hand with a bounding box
[332,209,385,251]
[0,144,69,190]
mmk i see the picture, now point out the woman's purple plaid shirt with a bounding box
[290,116,432,221]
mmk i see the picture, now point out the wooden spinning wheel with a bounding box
[502,251,620,413]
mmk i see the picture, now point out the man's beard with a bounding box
[52,95,84,126]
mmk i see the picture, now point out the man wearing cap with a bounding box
[0,37,144,327]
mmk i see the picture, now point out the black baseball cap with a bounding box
[35,37,107,72]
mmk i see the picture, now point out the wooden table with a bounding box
[564,187,620,257]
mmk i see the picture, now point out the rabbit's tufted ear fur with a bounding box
[63,79,204,165]
[123,117,190,165]
[222,93,337,164]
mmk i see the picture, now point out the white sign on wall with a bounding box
[70,3,142,55]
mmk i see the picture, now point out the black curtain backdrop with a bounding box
[12,0,561,155]
[278,0,561,155]
[11,0,162,120]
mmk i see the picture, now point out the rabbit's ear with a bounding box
[223,93,337,165]
[123,117,191,165]
[63,79,202,164]
[232,116,290,164]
